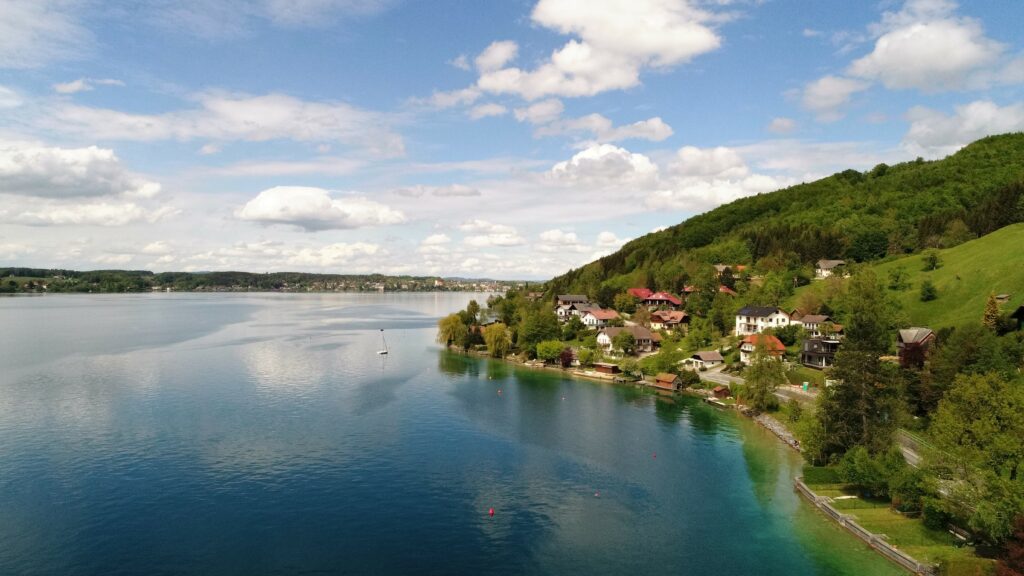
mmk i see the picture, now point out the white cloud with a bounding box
[475,41,519,72]
[53,78,124,94]
[903,100,1024,158]
[287,242,383,268]
[646,145,790,211]
[548,144,659,186]
[392,184,480,198]
[421,233,451,245]
[142,241,173,255]
[451,54,470,71]
[208,157,365,176]
[596,231,627,248]
[0,0,92,69]
[0,242,35,259]
[468,103,508,120]
[802,28,822,38]
[428,87,482,108]
[45,92,404,157]
[198,143,221,155]
[513,99,565,124]
[0,142,161,199]
[0,201,178,227]
[460,219,525,247]
[801,75,870,121]
[0,85,24,108]
[848,17,1003,91]
[237,186,406,231]
[475,0,722,100]
[535,113,673,143]
[539,229,580,245]
[767,117,796,134]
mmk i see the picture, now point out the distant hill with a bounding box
[788,223,1024,330]
[546,133,1024,297]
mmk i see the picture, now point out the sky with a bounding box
[1,0,1024,279]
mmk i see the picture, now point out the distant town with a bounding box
[0,268,525,294]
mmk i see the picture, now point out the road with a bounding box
[699,366,819,406]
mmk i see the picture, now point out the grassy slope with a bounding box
[790,223,1024,330]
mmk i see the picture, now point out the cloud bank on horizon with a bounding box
[1,0,1024,279]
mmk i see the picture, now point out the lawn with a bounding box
[806,483,994,575]
[788,223,1024,330]
[787,364,825,388]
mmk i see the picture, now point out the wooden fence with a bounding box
[794,478,938,576]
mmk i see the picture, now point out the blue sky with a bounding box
[2,0,1024,279]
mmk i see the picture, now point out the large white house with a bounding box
[597,325,657,354]
[815,259,846,279]
[734,306,791,336]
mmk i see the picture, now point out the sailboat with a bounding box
[377,329,389,355]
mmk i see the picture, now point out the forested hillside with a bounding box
[547,133,1024,297]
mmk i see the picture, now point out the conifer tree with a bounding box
[984,292,1001,331]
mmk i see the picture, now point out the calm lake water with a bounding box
[0,293,902,576]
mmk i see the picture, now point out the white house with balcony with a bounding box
[734,306,791,336]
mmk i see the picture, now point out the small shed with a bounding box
[593,362,621,375]
[712,385,730,399]
[652,373,681,391]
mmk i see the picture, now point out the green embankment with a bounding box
[790,223,1024,330]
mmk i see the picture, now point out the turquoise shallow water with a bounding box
[0,293,902,575]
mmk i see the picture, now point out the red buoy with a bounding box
[652,452,657,459]
[489,507,495,517]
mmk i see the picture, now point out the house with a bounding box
[712,385,731,399]
[478,311,501,327]
[687,351,724,369]
[796,314,843,339]
[897,327,936,369]
[815,259,846,279]
[593,362,621,375]
[652,372,682,392]
[643,291,683,309]
[556,302,597,322]
[1012,305,1024,331]
[580,308,620,328]
[739,334,786,365]
[650,310,689,331]
[557,294,590,307]
[713,264,747,279]
[718,285,738,297]
[627,287,653,300]
[597,325,657,354]
[734,306,791,336]
[801,337,840,369]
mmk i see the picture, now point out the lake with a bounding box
[0,293,902,575]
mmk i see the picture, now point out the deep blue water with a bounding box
[0,293,901,575]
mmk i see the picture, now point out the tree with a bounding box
[536,340,565,363]
[577,348,595,367]
[559,348,575,368]
[518,307,560,356]
[612,331,636,356]
[631,307,651,328]
[919,279,937,301]
[595,284,616,309]
[815,269,901,458]
[465,300,481,323]
[887,266,910,291]
[482,323,512,358]
[720,267,736,290]
[922,249,942,271]
[613,293,638,314]
[562,314,585,341]
[985,292,1002,331]
[437,313,469,348]
[998,516,1024,576]
[742,340,785,413]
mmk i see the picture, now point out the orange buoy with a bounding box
[489,507,495,517]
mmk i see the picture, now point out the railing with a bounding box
[794,478,938,576]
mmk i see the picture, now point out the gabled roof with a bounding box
[898,327,935,344]
[718,285,738,296]
[741,334,786,352]
[737,305,785,318]
[655,372,679,383]
[584,308,620,320]
[600,325,655,341]
[557,294,589,302]
[653,310,688,323]
[816,259,846,269]
[693,351,724,362]
[644,292,682,306]
[627,287,653,299]
[799,314,831,324]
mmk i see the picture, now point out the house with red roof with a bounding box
[627,287,653,300]
[643,291,683,309]
[739,334,786,365]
